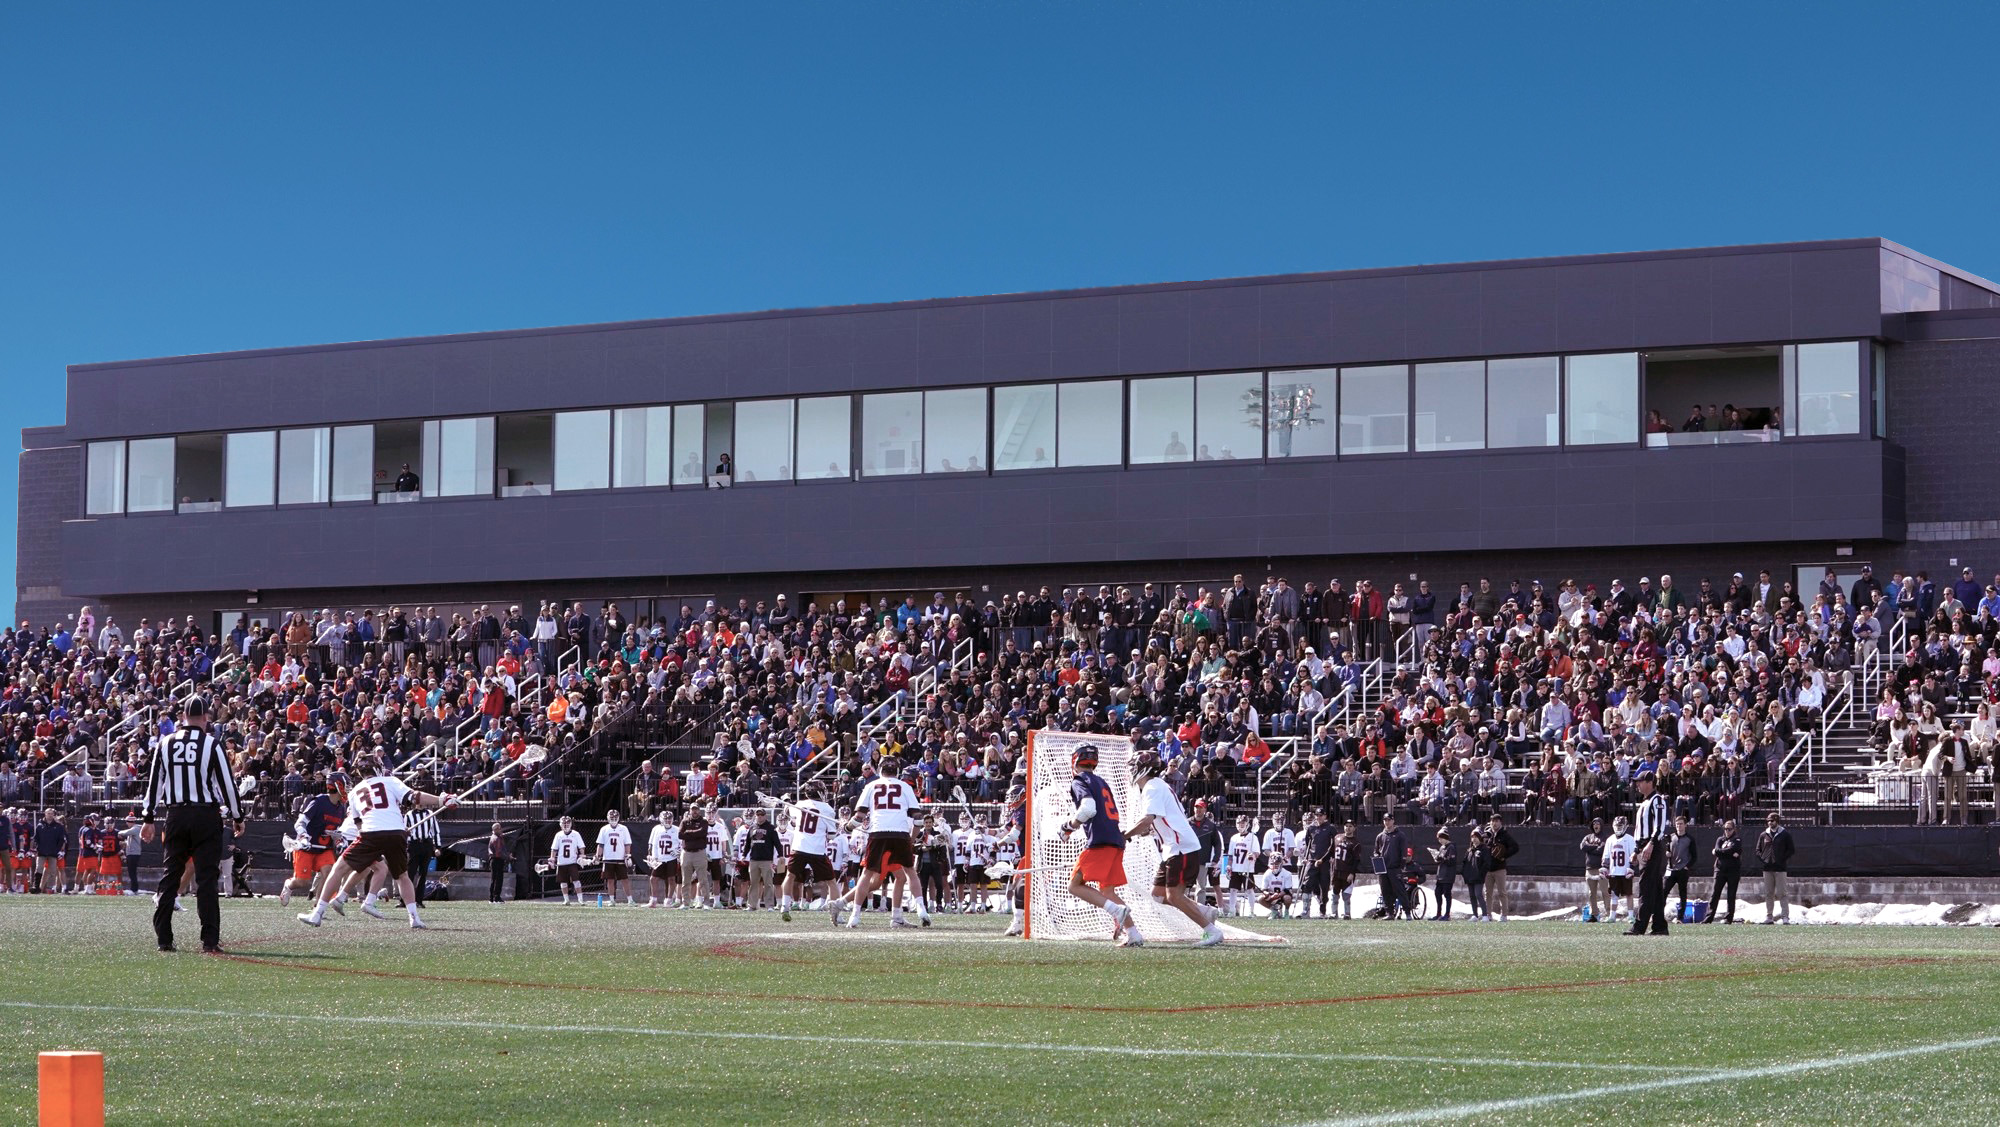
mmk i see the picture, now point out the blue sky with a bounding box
[4,3,1998,601]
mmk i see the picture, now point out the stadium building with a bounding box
[17,237,2000,631]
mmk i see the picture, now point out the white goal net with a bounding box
[1025,730,1282,945]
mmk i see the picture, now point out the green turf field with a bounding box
[2,897,1995,1125]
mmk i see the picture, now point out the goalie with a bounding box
[1059,743,1145,948]
[1127,753,1224,947]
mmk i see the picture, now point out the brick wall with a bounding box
[16,429,81,627]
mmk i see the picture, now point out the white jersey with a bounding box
[550,830,586,866]
[788,799,837,857]
[994,835,1021,867]
[970,831,997,867]
[855,776,920,834]
[1139,777,1201,857]
[706,822,728,858]
[596,823,633,862]
[349,774,415,834]
[1263,866,1299,893]
[840,826,866,866]
[950,827,973,865]
[1226,831,1261,874]
[1261,827,1299,868]
[647,824,680,865]
[1602,833,1637,878]
[731,823,750,862]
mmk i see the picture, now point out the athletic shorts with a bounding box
[1333,871,1355,893]
[1154,850,1200,889]
[342,831,410,880]
[707,859,723,882]
[1228,872,1252,891]
[1072,845,1127,889]
[865,832,914,876]
[76,858,99,875]
[1608,875,1632,896]
[963,864,989,885]
[651,860,681,884]
[98,856,123,877]
[557,863,581,882]
[603,861,628,881]
[293,849,337,882]
[787,851,836,883]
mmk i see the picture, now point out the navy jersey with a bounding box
[294,794,347,851]
[1070,771,1126,849]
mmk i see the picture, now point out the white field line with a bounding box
[1297,1033,2000,1126]
[0,1000,1685,1072]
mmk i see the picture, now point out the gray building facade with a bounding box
[18,238,2000,632]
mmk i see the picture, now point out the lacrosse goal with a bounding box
[1024,730,1283,945]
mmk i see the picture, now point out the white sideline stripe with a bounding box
[1297,1033,2000,1126]
[0,1000,1682,1072]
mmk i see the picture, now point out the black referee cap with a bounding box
[183,695,209,718]
[1636,769,1657,783]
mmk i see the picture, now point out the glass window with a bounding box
[1797,341,1862,436]
[225,431,277,507]
[794,396,851,480]
[612,407,672,488]
[126,437,175,513]
[277,428,329,505]
[1414,362,1485,452]
[86,441,125,515]
[1267,370,1337,459]
[425,416,495,497]
[1564,353,1639,446]
[553,410,611,491]
[861,392,923,477]
[1340,365,1409,455]
[993,384,1056,472]
[733,399,794,482]
[1196,372,1262,461]
[1057,381,1121,467]
[331,425,373,502]
[672,405,706,486]
[924,388,987,474]
[1486,357,1562,448]
[1129,377,1193,464]
[1872,342,1887,438]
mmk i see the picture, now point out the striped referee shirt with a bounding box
[409,811,442,844]
[142,727,242,822]
[1634,793,1670,845]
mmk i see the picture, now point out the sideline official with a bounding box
[1626,770,1671,936]
[143,697,242,953]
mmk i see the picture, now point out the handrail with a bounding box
[1393,627,1417,671]
[1775,728,1816,817]
[38,743,92,809]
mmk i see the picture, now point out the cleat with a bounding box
[1116,929,1146,948]
[891,917,917,929]
[919,915,932,928]
[829,903,846,926]
[410,918,428,930]
[329,899,346,917]
[157,944,177,953]
[781,909,792,922]
[360,900,387,920]
[297,913,322,928]
[279,887,291,907]
[1196,925,1224,948]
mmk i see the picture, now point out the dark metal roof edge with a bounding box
[67,238,1910,375]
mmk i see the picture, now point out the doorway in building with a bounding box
[1794,563,1869,608]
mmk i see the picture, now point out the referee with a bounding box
[142,696,243,953]
[408,809,441,908]
[1625,770,1671,937]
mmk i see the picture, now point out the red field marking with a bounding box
[207,943,1957,1015]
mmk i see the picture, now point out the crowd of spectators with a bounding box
[4,560,1995,839]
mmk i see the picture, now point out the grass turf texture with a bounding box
[2,898,1996,1125]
